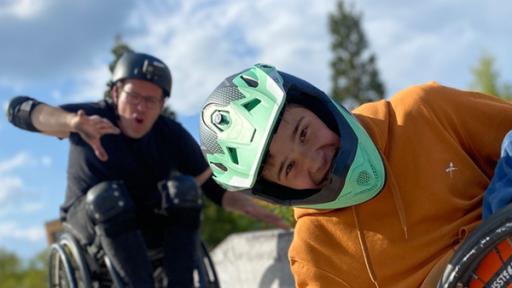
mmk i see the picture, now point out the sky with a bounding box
[0,0,511,260]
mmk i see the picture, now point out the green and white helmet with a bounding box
[200,64,386,209]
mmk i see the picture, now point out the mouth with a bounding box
[317,147,338,186]
[134,115,145,125]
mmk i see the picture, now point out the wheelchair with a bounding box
[438,204,512,288]
[48,226,220,288]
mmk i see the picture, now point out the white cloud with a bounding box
[0,176,23,203]
[0,0,135,85]
[0,152,31,174]
[0,201,44,216]
[0,153,52,208]
[0,221,45,243]
[40,155,53,167]
[70,63,111,102]
[121,0,335,115]
[0,0,51,19]
[21,202,44,213]
[51,89,63,101]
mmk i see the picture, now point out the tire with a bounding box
[438,204,512,288]
[195,241,220,288]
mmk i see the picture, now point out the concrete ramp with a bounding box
[211,229,295,288]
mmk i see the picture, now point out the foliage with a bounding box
[470,53,512,100]
[329,0,385,109]
[0,248,48,288]
[201,199,295,249]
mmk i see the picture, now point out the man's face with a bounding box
[261,105,340,189]
[113,79,164,139]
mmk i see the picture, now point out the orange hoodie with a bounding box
[289,82,512,288]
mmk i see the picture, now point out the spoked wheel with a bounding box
[48,243,77,288]
[194,241,220,288]
[48,233,92,288]
[438,204,512,288]
[148,240,220,288]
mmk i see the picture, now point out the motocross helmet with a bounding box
[200,64,385,209]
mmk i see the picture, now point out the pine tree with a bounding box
[329,0,385,109]
[104,35,133,101]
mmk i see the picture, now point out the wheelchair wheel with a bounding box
[149,240,220,288]
[195,241,220,288]
[48,233,92,288]
[438,204,512,288]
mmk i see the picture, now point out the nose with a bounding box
[136,100,149,111]
[300,148,324,175]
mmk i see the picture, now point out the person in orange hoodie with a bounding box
[199,63,512,287]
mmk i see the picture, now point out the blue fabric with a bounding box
[483,131,512,219]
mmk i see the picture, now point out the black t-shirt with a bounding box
[59,100,224,214]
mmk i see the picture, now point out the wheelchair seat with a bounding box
[48,228,220,288]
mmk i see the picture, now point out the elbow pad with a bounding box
[6,96,43,132]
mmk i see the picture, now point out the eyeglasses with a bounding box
[122,88,163,110]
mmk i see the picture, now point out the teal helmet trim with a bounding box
[111,51,172,97]
[200,64,386,209]
[200,64,286,190]
[297,100,386,209]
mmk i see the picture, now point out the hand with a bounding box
[222,191,291,229]
[70,110,120,161]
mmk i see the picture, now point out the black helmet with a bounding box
[111,52,172,97]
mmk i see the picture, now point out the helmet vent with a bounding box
[242,98,261,112]
[211,162,228,172]
[227,147,239,164]
[241,75,259,87]
[356,170,371,186]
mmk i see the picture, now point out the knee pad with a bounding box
[157,174,203,211]
[85,181,135,227]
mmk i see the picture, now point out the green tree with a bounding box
[329,0,385,109]
[470,53,512,100]
[201,199,295,248]
[0,248,47,288]
[105,36,177,119]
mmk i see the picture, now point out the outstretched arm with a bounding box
[7,96,120,161]
[222,190,291,229]
[195,168,290,229]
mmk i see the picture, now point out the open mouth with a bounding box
[134,116,145,125]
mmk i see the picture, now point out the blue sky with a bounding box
[0,0,511,259]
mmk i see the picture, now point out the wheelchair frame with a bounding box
[48,231,220,288]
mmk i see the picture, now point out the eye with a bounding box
[299,127,308,143]
[285,161,295,177]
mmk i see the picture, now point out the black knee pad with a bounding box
[157,173,203,211]
[85,181,136,236]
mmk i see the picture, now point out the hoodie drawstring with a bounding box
[351,160,409,288]
[352,206,380,288]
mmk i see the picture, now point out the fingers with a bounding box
[90,140,109,162]
[88,116,120,135]
[94,120,120,135]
